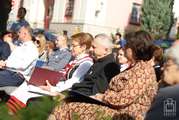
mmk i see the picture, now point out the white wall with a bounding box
[52,0,66,23]
[169,0,179,38]
[173,0,179,18]
[23,0,45,28]
[13,0,143,35]
[72,0,87,23]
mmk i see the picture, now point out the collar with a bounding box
[76,53,89,60]
[22,41,33,46]
[97,54,114,62]
[60,47,69,51]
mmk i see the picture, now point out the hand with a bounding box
[0,60,6,68]
[39,80,52,91]
[90,93,104,101]
[39,80,59,96]
[3,34,13,43]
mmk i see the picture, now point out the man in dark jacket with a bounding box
[72,34,120,96]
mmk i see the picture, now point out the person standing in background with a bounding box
[9,7,30,33]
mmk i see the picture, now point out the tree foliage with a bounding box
[141,0,174,39]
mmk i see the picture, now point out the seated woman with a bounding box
[33,33,48,66]
[118,48,130,72]
[6,32,94,113]
[48,30,158,120]
[41,32,94,93]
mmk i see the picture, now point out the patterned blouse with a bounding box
[48,60,158,120]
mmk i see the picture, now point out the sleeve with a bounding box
[1,43,11,60]
[103,72,153,108]
[51,60,93,92]
[94,62,120,94]
[6,46,38,70]
[47,51,71,71]
[9,22,17,32]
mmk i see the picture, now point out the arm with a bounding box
[3,34,17,51]
[103,71,157,108]
[0,43,11,60]
[51,61,93,92]
[94,62,120,93]
[0,60,6,68]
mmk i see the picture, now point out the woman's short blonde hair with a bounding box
[36,33,47,54]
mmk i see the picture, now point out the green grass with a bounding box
[0,92,113,120]
[0,96,59,120]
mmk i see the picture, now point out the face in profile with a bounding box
[163,58,179,85]
[91,40,107,59]
[55,36,66,48]
[71,40,87,57]
[118,48,128,64]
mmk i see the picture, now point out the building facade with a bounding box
[9,0,179,37]
[170,0,179,38]
[9,0,143,36]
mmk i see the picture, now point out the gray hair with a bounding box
[165,45,179,66]
[94,34,113,49]
[20,25,33,37]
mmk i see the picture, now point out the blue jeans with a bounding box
[0,70,24,87]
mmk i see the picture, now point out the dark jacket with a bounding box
[0,40,10,60]
[72,54,120,96]
[145,84,179,120]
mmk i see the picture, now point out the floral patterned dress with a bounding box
[48,60,158,120]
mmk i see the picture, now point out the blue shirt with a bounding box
[119,39,126,48]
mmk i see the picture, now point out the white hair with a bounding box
[94,34,113,49]
[165,45,179,66]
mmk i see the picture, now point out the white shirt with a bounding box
[120,64,130,72]
[6,41,39,77]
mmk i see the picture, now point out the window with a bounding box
[130,3,141,25]
[65,0,74,17]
